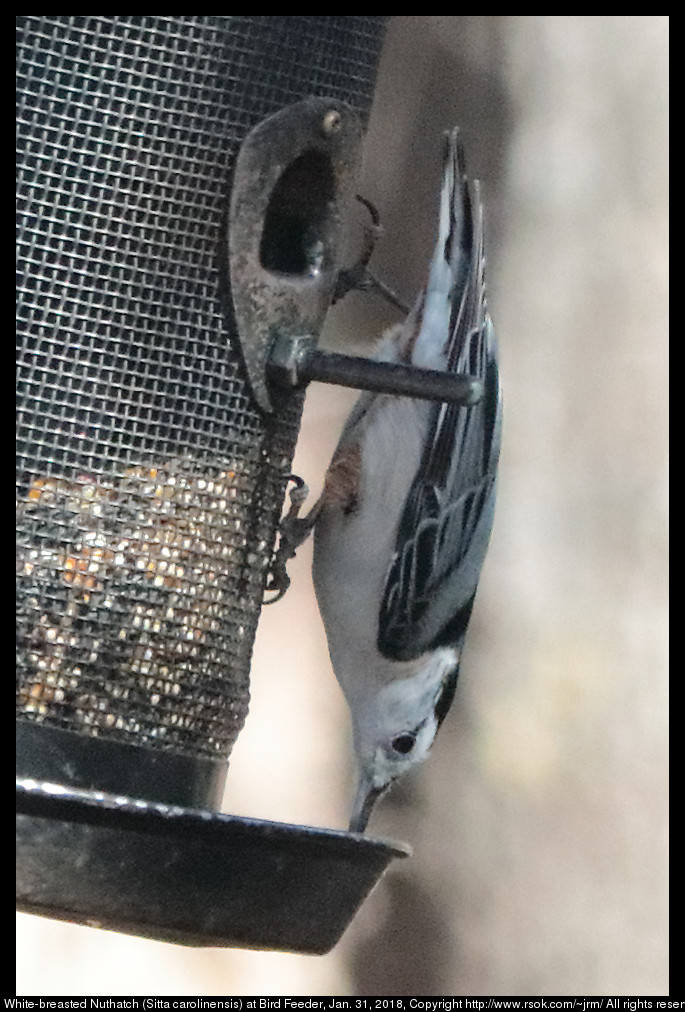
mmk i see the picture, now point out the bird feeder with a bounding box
[16,14,410,955]
[17,16,484,954]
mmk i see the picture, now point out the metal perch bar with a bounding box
[268,334,483,405]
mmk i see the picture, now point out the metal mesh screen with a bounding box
[16,15,387,761]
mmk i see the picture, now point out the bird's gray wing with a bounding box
[378,160,501,662]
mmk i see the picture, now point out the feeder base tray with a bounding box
[16,778,409,955]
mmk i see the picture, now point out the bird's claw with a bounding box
[333,196,409,314]
[263,475,313,604]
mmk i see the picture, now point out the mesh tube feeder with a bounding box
[16,16,476,954]
[16,14,409,955]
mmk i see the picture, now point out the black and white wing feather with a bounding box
[378,132,501,662]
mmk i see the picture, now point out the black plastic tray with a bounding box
[16,778,409,954]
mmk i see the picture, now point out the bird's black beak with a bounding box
[348,771,384,834]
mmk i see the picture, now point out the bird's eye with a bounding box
[391,733,416,755]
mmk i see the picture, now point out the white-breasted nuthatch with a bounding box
[282,128,501,833]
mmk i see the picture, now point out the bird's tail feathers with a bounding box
[412,128,483,371]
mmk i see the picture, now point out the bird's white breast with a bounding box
[313,393,431,702]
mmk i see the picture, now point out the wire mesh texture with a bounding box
[16,16,387,763]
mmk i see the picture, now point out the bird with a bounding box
[278,128,501,833]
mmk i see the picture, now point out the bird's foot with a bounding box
[263,475,314,604]
[333,196,409,314]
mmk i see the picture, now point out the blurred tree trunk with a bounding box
[342,15,668,997]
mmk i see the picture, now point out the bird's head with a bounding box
[348,647,459,833]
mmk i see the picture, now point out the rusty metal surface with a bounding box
[228,98,363,412]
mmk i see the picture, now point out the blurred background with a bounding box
[17,15,668,998]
